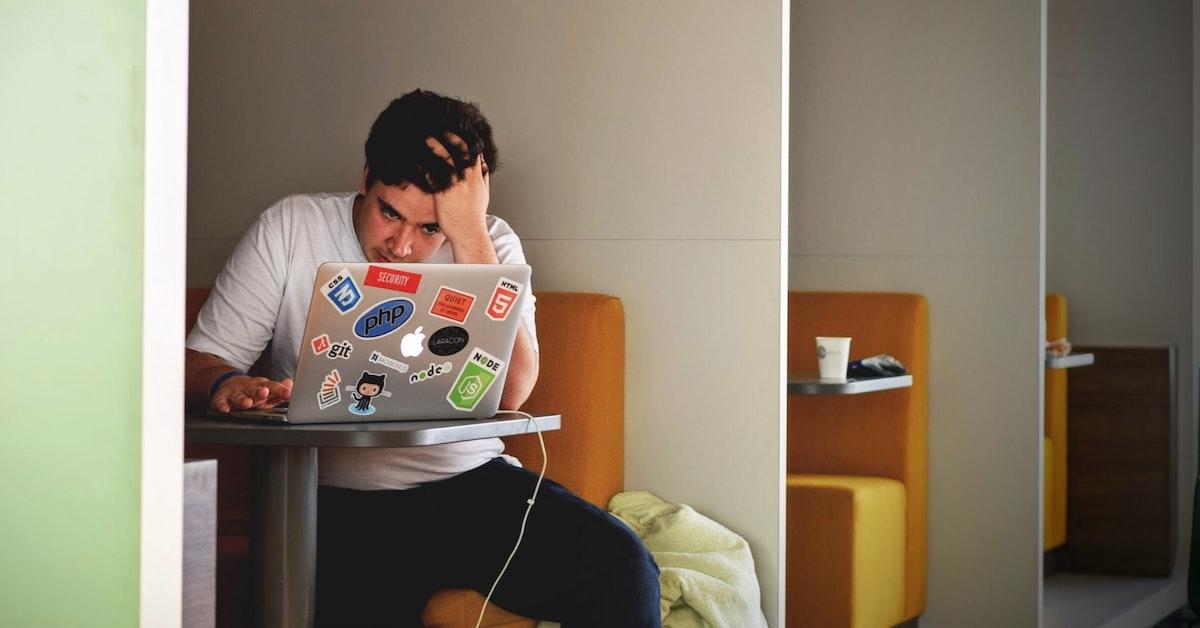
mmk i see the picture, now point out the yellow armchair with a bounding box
[1044,293,1068,551]
[787,292,928,628]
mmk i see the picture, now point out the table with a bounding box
[1046,352,1095,369]
[788,373,913,395]
[185,411,561,628]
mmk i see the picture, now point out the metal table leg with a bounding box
[251,446,318,628]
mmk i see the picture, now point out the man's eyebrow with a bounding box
[377,198,400,215]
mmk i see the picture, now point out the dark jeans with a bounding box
[315,458,661,627]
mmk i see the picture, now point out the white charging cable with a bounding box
[475,410,547,628]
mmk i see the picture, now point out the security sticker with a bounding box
[311,334,332,355]
[317,369,342,410]
[368,350,409,374]
[447,348,505,411]
[430,286,476,323]
[321,268,362,315]
[428,326,469,356]
[364,266,422,294]
[485,278,523,321]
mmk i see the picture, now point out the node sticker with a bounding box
[321,268,362,315]
[368,350,409,374]
[317,369,342,410]
[409,361,454,384]
[430,286,476,323]
[485,277,523,321]
[447,348,505,411]
[364,266,422,294]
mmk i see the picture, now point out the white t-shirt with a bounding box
[187,192,538,490]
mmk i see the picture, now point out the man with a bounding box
[185,90,660,627]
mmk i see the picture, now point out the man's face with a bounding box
[352,176,446,263]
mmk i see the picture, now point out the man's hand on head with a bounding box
[211,375,293,413]
[425,137,498,264]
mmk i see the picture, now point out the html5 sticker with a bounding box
[363,265,422,294]
[429,286,476,323]
[485,277,523,321]
[321,267,362,315]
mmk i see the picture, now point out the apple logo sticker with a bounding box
[400,326,426,358]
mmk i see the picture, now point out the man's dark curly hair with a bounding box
[364,89,499,194]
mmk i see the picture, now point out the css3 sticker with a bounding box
[354,298,415,339]
[322,268,362,314]
[447,348,505,411]
[486,278,523,321]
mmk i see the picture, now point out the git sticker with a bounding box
[430,286,476,323]
[321,268,362,315]
[317,369,342,410]
[447,348,505,411]
[486,278,523,321]
[311,334,332,355]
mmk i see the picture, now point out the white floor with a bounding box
[1043,571,1185,628]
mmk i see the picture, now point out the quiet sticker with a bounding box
[447,348,505,411]
[429,286,476,323]
[364,266,422,294]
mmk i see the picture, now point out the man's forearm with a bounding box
[184,349,239,408]
[499,327,539,410]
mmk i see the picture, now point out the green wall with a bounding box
[0,2,145,626]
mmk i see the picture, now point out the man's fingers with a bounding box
[264,380,292,400]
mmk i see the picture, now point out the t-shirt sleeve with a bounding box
[186,207,289,371]
[489,218,539,355]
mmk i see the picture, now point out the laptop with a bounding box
[222,262,532,423]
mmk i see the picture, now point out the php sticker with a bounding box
[428,326,469,356]
[447,348,505,411]
[368,350,409,374]
[364,266,422,294]
[430,286,476,323]
[311,334,332,355]
[409,361,453,384]
[317,369,342,410]
[486,278,523,321]
[353,298,415,339]
[321,268,362,315]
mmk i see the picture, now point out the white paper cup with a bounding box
[816,336,851,381]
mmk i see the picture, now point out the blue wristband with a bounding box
[209,369,248,400]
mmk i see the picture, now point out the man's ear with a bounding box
[359,167,370,195]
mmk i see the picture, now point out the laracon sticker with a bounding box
[447,348,505,411]
[368,350,409,374]
[364,266,422,294]
[486,278,523,321]
[429,286,476,323]
[353,298,415,339]
[428,326,469,356]
[317,369,342,410]
[345,371,391,416]
[321,268,362,315]
[409,361,453,384]
[311,334,332,355]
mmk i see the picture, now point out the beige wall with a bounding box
[1047,0,1193,622]
[189,0,785,622]
[790,1,1044,626]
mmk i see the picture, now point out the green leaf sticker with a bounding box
[447,348,505,411]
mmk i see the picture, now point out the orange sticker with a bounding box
[430,286,476,323]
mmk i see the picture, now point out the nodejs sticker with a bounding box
[364,266,422,294]
[430,286,476,323]
[409,361,453,384]
[321,267,362,314]
[447,348,505,411]
[428,326,469,356]
[311,334,332,355]
[485,278,523,321]
[353,298,415,339]
[317,369,342,410]
[368,350,409,374]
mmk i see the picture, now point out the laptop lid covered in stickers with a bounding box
[266,262,531,423]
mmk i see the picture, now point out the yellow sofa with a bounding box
[787,292,928,628]
[186,290,627,627]
[1044,293,1068,551]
